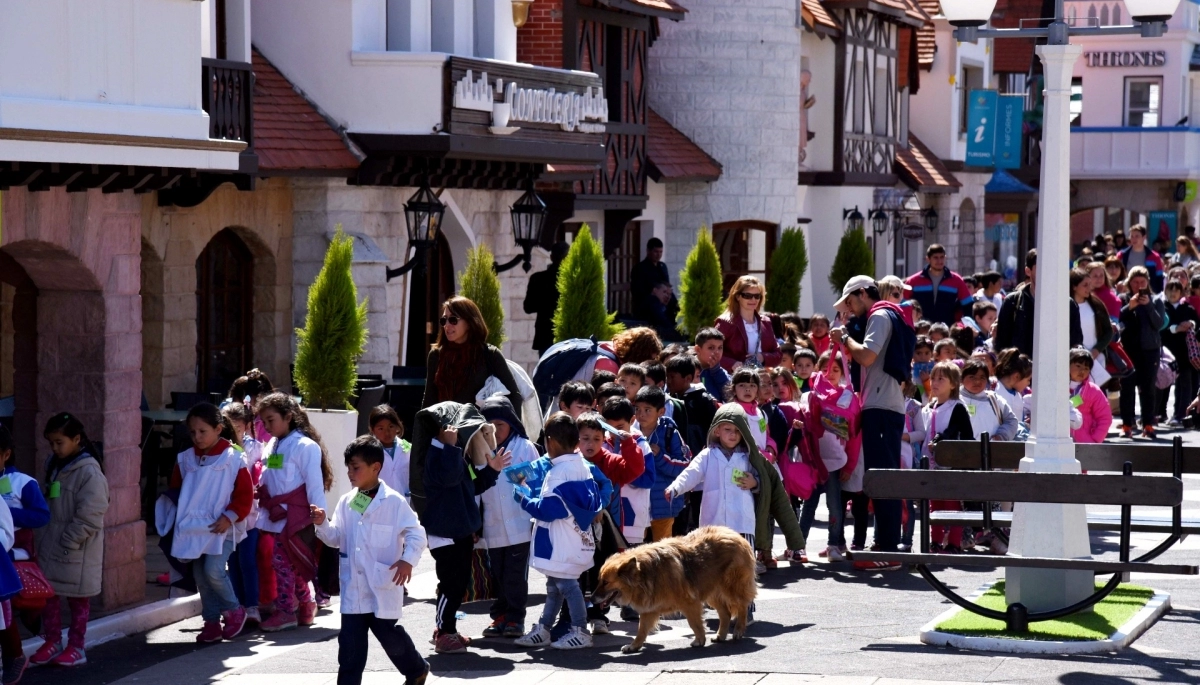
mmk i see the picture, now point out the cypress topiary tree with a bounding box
[765,227,809,314]
[677,226,725,340]
[294,226,369,410]
[458,244,505,348]
[828,225,875,295]
[553,224,624,342]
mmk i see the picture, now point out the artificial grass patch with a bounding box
[934,581,1155,641]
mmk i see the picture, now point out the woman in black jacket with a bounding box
[1118,266,1167,439]
[1069,267,1115,369]
[422,296,522,409]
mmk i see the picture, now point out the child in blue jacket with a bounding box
[633,386,689,542]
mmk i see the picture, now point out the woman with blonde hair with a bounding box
[714,276,781,370]
[1177,236,1200,268]
[422,296,522,408]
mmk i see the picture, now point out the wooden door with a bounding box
[196,229,253,395]
[712,221,777,299]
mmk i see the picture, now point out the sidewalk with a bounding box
[216,671,1009,685]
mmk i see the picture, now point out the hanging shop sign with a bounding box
[902,223,925,241]
[1083,51,1167,68]
[965,90,1024,169]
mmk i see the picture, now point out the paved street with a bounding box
[13,427,1200,685]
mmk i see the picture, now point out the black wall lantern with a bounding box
[870,209,890,236]
[386,182,445,281]
[495,183,548,273]
[843,207,864,233]
[923,207,939,233]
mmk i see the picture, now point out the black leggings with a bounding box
[431,536,474,635]
[1120,347,1161,428]
[846,491,871,548]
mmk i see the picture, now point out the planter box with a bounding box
[307,408,359,505]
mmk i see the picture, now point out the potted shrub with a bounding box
[553,224,624,342]
[765,227,809,315]
[829,225,875,295]
[294,226,368,503]
[458,244,506,347]
[677,226,725,340]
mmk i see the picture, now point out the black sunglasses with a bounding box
[738,292,763,301]
[440,316,461,326]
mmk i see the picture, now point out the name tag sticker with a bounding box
[732,468,746,484]
[349,491,372,514]
[1071,395,1084,408]
[49,482,61,499]
[967,404,977,416]
[267,453,284,469]
[0,478,12,496]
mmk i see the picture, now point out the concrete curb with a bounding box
[22,594,202,652]
[919,581,1172,654]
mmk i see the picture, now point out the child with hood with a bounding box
[477,395,541,639]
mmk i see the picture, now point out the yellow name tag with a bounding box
[1071,395,1083,408]
[0,478,12,496]
[349,492,372,514]
[732,468,746,484]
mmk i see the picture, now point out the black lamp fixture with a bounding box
[843,207,865,233]
[386,181,445,281]
[870,209,890,236]
[923,207,939,233]
[494,182,548,274]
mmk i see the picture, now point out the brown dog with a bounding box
[592,525,757,653]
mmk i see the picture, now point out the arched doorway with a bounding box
[404,232,454,367]
[712,221,777,298]
[196,229,254,395]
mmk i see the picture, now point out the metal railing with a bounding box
[201,58,253,146]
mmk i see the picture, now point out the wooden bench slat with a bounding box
[926,511,1200,533]
[863,470,1183,507]
[932,440,1200,473]
[850,551,1199,575]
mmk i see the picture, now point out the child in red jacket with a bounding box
[1070,349,1112,444]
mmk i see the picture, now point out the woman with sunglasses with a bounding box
[422,297,523,409]
[714,276,781,372]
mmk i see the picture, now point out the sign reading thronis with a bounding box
[446,57,607,143]
[1083,50,1166,68]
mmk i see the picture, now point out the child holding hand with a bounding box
[311,436,428,685]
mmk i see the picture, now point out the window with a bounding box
[959,65,984,135]
[1125,77,1162,127]
[1071,77,1083,126]
[712,222,777,299]
[873,66,889,134]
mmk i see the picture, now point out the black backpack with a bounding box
[531,337,618,416]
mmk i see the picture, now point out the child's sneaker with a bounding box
[589,619,610,635]
[405,661,430,685]
[50,647,86,668]
[155,572,172,586]
[514,624,552,648]
[245,606,262,626]
[482,618,506,638]
[28,642,61,667]
[4,655,27,685]
[197,620,224,643]
[1121,424,1135,439]
[1144,425,1157,440]
[434,633,470,654]
[501,623,524,638]
[825,546,845,562]
[298,601,317,626]
[260,610,298,632]
[551,626,593,650]
[756,551,778,569]
[222,606,248,640]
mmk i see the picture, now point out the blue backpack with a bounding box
[532,337,617,415]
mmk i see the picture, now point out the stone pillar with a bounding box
[1006,43,1093,612]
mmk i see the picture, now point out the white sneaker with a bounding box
[551,626,593,650]
[589,619,610,635]
[245,606,262,624]
[826,546,846,562]
[754,560,767,576]
[514,624,552,648]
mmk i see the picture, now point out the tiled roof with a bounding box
[252,49,361,174]
[801,0,842,34]
[916,0,939,70]
[646,109,722,183]
[992,0,1041,73]
[598,0,686,19]
[895,133,960,193]
[823,0,928,26]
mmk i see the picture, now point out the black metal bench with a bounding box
[853,454,1199,632]
[928,436,1199,549]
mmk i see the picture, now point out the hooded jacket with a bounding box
[644,415,690,521]
[667,405,804,554]
[478,396,540,548]
[408,401,500,539]
[514,452,602,579]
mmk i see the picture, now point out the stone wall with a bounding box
[0,187,145,608]
[926,172,991,278]
[141,179,295,405]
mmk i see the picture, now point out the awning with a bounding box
[986,169,1037,195]
[895,133,961,193]
[646,108,722,183]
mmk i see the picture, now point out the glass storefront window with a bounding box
[1125,77,1162,127]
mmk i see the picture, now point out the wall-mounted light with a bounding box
[843,207,864,233]
[386,181,445,281]
[512,0,533,28]
[924,207,939,232]
[870,209,890,236]
[495,181,548,273]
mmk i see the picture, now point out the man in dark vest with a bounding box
[524,242,570,356]
[631,237,675,321]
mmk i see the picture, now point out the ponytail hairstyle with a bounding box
[229,368,275,405]
[995,347,1033,381]
[255,393,333,491]
[43,412,102,468]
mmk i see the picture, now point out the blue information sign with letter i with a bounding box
[965,90,998,167]
[995,95,1024,169]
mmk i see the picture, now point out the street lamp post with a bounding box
[940,0,1182,612]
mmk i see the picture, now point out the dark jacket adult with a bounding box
[1069,295,1115,355]
[1164,299,1200,361]
[407,401,500,536]
[631,258,671,319]
[1119,292,1167,353]
[715,312,782,371]
[994,283,1035,357]
[523,264,561,355]
[422,343,522,408]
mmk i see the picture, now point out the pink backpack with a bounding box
[807,343,863,476]
[778,401,819,499]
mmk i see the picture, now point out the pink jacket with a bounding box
[1071,380,1112,444]
[1093,287,1122,319]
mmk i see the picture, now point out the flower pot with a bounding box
[306,408,359,506]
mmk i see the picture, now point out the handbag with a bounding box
[1157,347,1179,390]
[11,560,53,610]
[1186,329,1200,370]
[1105,341,1135,379]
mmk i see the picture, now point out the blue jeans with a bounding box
[540,577,586,630]
[229,528,260,608]
[799,470,846,548]
[861,408,905,551]
[194,537,240,621]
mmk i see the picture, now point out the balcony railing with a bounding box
[1070,126,1200,179]
[202,58,253,148]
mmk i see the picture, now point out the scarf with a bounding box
[434,339,480,402]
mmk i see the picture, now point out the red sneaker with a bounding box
[260,610,298,633]
[222,607,247,640]
[298,601,317,626]
[155,572,171,586]
[50,647,86,667]
[197,620,223,643]
[28,642,61,667]
[852,560,904,572]
[434,633,470,654]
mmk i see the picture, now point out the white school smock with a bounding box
[378,439,410,497]
[258,430,327,534]
[315,481,426,619]
[480,436,538,549]
[666,446,755,536]
[0,471,35,519]
[619,434,653,543]
[171,445,242,561]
